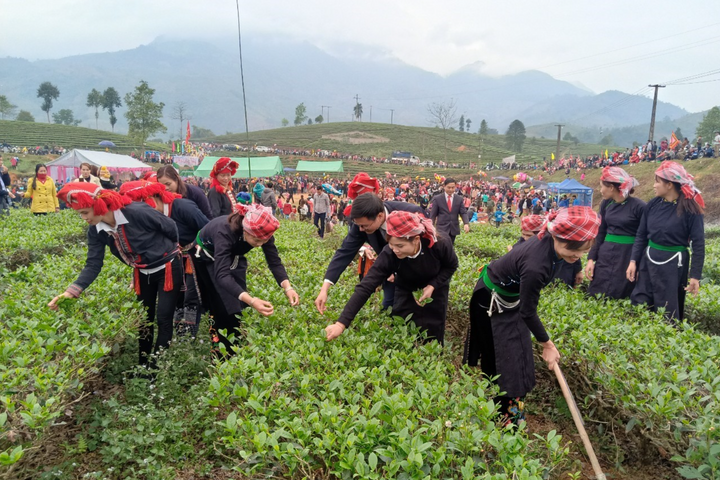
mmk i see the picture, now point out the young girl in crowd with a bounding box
[464,207,600,425]
[325,210,458,344]
[627,161,704,321]
[49,183,183,368]
[207,157,238,218]
[156,165,213,219]
[192,204,299,356]
[586,167,645,299]
[24,164,59,215]
[120,180,210,335]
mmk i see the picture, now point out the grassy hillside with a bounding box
[541,157,720,221]
[213,122,617,166]
[0,120,166,152]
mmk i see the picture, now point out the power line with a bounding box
[537,22,720,70]
[234,0,251,177]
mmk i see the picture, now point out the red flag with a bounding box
[669,131,680,150]
[172,142,176,152]
[186,121,191,144]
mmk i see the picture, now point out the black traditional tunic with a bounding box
[464,234,564,398]
[630,197,704,321]
[193,216,289,316]
[587,196,646,299]
[512,237,580,289]
[337,235,458,344]
[207,188,234,218]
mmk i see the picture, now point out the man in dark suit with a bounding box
[429,178,469,244]
[314,192,426,314]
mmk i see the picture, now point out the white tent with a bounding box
[47,149,153,182]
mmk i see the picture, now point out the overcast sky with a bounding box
[1,0,719,113]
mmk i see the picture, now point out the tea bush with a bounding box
[0,247,143,468]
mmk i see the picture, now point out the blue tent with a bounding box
[548,178,593,207]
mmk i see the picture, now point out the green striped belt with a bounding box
[195,233,212,254]
[605,234,635,244]
[479,265,519,297]
[649,240,688,252]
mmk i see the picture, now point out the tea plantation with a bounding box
[1,210,719,479]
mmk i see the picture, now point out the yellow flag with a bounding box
[605,149,609,159]
[551,153,555,160]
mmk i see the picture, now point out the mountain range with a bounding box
[0,35,698,143]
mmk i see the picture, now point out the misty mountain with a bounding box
[0,36,693,139]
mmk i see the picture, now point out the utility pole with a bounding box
[647,84,665,142]
[369,105,372,123]
[389,109,394,125]
[321,105,331,123]
[555,124,564,163]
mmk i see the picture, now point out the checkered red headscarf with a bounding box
[600,166,638,198]
[235,203,279,240]
[58,182,130,216]
[521,214,544,232]
[537,207,600,241]
[655,161,705,209]
[386,210,437,247]
[210,157,239,193]
[120,180,180,208]
[347,172,380,199]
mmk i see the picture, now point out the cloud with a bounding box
[0,0,717,112]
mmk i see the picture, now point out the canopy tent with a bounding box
[194,156,283,178]
[46,149,152,183]
[548,178,594,207]
[295,160,344,173]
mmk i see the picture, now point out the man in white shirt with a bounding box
[313,186,331,238]
[714,131,720,158]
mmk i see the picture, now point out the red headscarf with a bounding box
[386,210,437,247]
[234,203,279,240]
[210,157,239,193]
[120,180,180,208]
[537,207,600,242]
[655,161,705,208]
[600,166,638,198]
[143,171,158,182]
[521,214,544,232]
[58,182,129,216]
[347,172,380,199]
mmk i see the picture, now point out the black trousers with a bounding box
[136,259,184,366]
[314,212,327,238]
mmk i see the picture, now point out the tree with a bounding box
[674,127,684,140]
[37,81,60,123]
[479,119,488,135]
[192,126,215,139]
[0,95,17,120]
[427,99,458,162]
[171,101,190,141]
[86,89,103,129]
[294,103,307,126]
[101,87,122,132]
[599,134,614,145]
[466,118,472,132]
[505,119,526,152]
[459,114,465,132]
[696,106,720,141]
[307,118,313,125]
[16,110,34,122]
[124,80,167,146]
[353,103,363,121]
[281,118,289,127]
[315,114,324,124]
[52,109,81,126]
